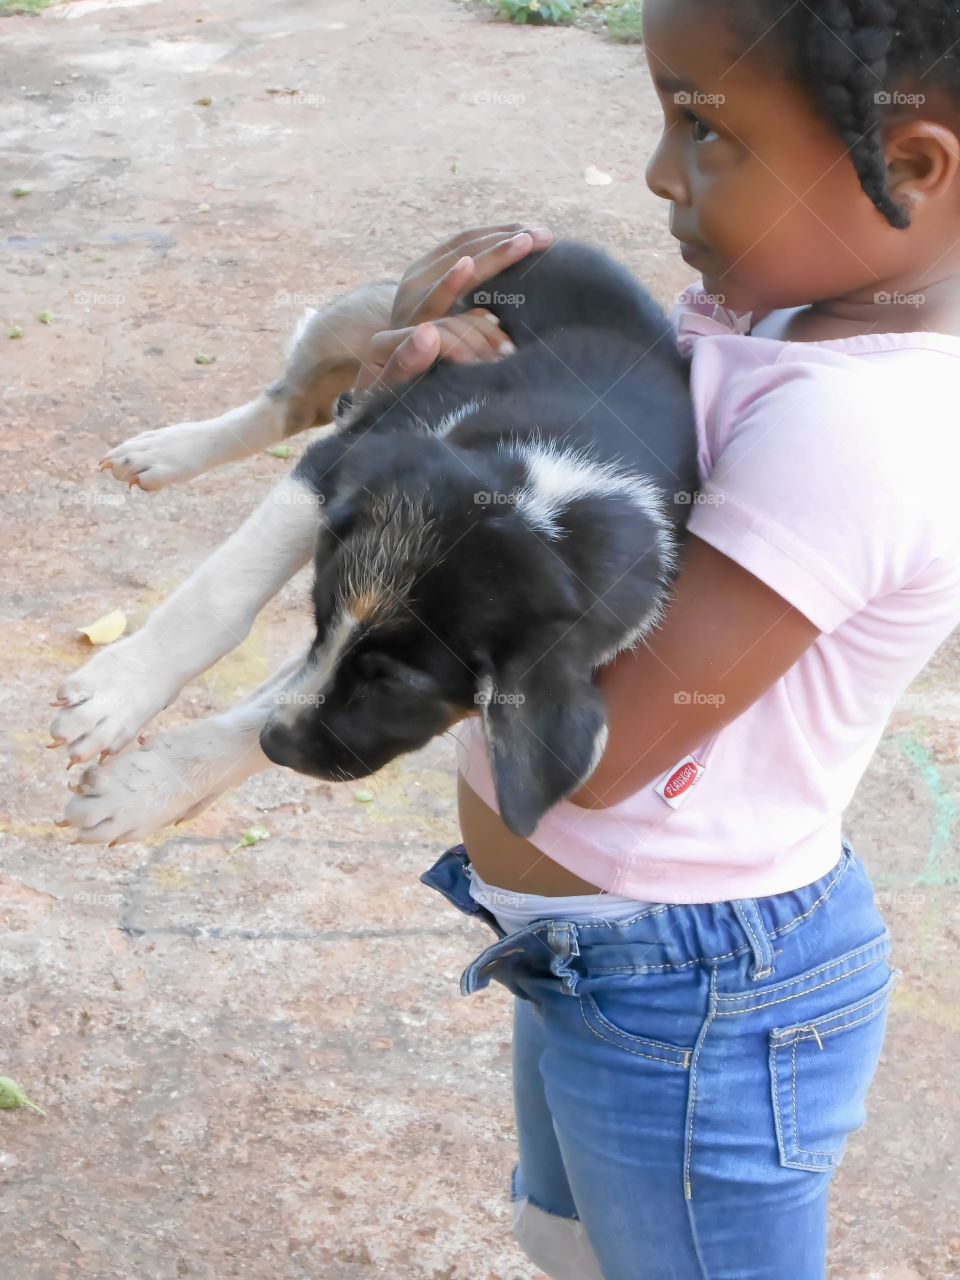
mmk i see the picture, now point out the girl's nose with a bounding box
[646,127,689,205]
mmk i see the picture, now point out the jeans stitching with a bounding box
[716,936,888,1010]
[771,975,895,1169]
[770,975,898,1043]
[579,997,693,1067]
[766,853,850,939]
[735,900,772,979]
[717,957,887,1016]
[569,853,851,973]
[683,967,715,1279]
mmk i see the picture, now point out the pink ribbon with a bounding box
[674,300,754,356]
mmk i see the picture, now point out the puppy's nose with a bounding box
[259,721,307,772]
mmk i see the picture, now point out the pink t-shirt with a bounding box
[455,288,960,902]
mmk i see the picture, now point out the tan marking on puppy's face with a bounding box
[343,586,384,624]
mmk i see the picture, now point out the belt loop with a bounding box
[732,898,775,980]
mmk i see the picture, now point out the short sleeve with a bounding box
[686,359,935,633]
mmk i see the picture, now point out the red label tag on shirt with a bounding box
[655,754,705,808]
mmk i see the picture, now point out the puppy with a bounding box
[54,241,695,843]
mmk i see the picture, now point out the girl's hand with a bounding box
[352,223,551,404]
[354,308,516,400]
[390,223,553,328]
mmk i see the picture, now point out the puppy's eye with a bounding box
[357,651,398,683]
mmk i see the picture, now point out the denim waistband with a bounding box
[420,841,858,997]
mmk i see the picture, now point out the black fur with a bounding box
[259,241,697,837]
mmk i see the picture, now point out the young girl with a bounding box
[358,3,960,1276]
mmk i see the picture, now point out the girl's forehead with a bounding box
[642,0,792,107]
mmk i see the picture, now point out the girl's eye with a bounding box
[681,110,718,143]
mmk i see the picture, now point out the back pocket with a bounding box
[769,969,900,1172]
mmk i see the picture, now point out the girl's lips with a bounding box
[678,240,711,265]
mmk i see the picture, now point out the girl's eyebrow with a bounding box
[654,74,700,96]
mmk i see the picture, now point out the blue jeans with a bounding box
[420,841,898,1280]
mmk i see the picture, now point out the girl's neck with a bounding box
[752,274,960,344]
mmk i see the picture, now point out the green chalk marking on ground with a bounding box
[898,734,958,886]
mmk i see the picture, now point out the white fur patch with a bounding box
[508,437,678,656]
[286,306,320,359]
[270,612,358,728]
[434,397,486,438]
[508,438,670,547]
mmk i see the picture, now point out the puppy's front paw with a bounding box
[50,640,175,766]
[100,421,220,491]
[60,720,238,844]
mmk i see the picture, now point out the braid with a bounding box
[803,1,907,228]
[717,0,960,228]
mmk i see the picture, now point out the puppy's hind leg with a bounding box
[100,280,397,491]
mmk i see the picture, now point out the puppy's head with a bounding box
[260,435,668,836]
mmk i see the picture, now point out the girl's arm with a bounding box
[568,535,821,809]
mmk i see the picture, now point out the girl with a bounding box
[357,3,960,1277]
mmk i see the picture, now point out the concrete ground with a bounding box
[1,0,958,1276]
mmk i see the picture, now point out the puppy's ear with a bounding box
[477,639,607,838]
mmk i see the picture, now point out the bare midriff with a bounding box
[457,773,604,896]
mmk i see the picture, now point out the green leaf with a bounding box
[228,825,270,852]
[38,310,54,325]
[265,445,293,459]
[353,789,375,803]
[194,351,214,365]
[11,187,30,198]
[0,1077,46,1115]
[7,325,22,339]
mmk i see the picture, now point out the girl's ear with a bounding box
[883,119,960,212]
[475,638,608,839]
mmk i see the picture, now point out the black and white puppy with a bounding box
[53,241,694,844]
[259,242,696,836]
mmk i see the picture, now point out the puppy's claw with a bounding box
[54,819,70,828]
[66,757,79,771]
[99,750,111,765]
[47,737,66,749]
[97,457,113,471]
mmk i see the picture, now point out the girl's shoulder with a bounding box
[671,287,960,460]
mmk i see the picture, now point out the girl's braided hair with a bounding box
[723,1,960,228]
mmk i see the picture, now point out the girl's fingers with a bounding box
[355,312,514,399]
[421,223,530,270]
[438,311,515,363]
[362,324,441,396]
[411,230,552,324]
